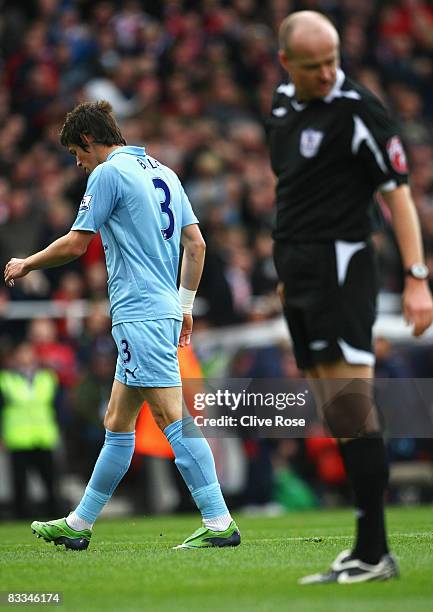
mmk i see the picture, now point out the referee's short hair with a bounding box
[60,100,126,151]
[278,11,338,57]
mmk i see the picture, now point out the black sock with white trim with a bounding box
[339,436,389,565]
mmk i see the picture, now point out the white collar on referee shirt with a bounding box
[276,69,360,112]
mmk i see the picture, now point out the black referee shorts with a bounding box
[273,240,378,370]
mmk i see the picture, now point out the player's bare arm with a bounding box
[4,230,94,287]
[178,223,206,347]
[381,184,433,336]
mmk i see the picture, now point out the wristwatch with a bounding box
[405,263,429,280]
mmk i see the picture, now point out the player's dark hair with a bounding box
[60,100,126,150]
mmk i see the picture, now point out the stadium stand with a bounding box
[1,0,433,517]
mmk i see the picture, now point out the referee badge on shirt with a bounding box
[79,195,92,213]
[300,129,324,158]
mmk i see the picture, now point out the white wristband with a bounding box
[179,286,196,315]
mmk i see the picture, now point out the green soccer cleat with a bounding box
[31,517,91,551]
[174,520,241,549]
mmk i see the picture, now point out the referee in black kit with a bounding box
[269,11,433,584]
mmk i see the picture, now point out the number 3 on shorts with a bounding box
[120,339,131,364]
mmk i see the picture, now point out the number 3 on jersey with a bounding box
[153,178,174,240]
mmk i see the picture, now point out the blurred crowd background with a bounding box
[1,0,433,520]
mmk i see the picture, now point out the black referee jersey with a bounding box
[267,69,409,243]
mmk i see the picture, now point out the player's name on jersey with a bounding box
[136,156,159,171]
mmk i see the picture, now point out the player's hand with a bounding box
[403,279,433,337]
[179,313,193,347]
[4,258,29,288]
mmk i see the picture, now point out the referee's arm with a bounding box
[381,184,433,336]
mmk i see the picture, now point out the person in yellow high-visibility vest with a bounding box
[0,342,61,519]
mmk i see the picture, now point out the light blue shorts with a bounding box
[112,319,182,388]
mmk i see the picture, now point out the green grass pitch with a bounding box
[0,506,432,611]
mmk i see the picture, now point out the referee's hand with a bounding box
[403,279,433,337]
[277,282,285,307]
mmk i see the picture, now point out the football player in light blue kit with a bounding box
[4,101,240,550]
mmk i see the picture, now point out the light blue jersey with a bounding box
[72,146,198,325]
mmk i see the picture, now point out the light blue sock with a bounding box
[75,429,135,524]
[164,417,229,520]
